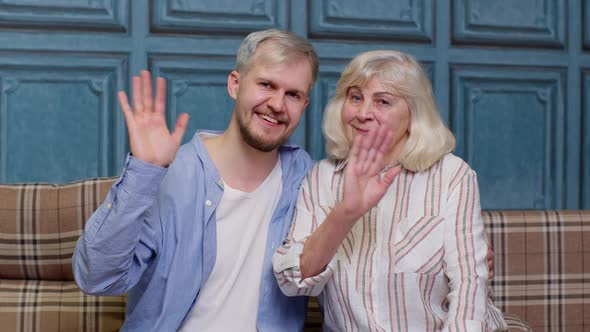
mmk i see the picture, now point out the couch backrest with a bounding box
[0,178,117,280]
[483,210,589,332]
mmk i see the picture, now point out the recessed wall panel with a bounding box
[309,0,433,42]
[451,66,565,210]
[0,54,127,183]
[0,0,129,32]
[151,0,287,34]
[453,0,565,48]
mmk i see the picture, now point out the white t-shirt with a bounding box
[178,157,282,331]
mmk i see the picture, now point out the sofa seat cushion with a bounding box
[0,279,125,332]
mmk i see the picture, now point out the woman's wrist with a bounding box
[333,202,364,226]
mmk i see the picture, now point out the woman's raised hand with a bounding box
[341,127,402,220]
[118,70,190,167]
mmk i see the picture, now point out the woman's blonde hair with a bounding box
[323,50,455,172]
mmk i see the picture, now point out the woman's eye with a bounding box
[349,94,361,102]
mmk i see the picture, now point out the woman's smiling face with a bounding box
[341,76,411,161]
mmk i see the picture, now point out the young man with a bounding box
[73,29,318,331]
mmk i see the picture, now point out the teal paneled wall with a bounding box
[0,0,588,211]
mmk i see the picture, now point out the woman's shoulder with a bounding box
[311,158,340,173]
[431,153,476,179]
[440,153,470,169]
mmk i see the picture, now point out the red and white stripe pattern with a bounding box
[273,155,507,331]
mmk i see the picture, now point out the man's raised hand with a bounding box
[118,70,189,167]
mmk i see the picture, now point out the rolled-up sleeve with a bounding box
[272,166,337,297]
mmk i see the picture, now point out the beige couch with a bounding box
[3,177,584,331]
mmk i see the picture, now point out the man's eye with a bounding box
[259,82,271,88]
[287,92,301,100]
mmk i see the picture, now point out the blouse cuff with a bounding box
[273,241,336,297]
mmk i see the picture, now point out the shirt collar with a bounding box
[334,159,347,172]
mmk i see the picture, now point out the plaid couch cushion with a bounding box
[0,175,583,331]
[0,178,117,280]
[484,210,589,332]
[0,279,125,332]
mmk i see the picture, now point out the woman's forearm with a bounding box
[299,203,360,279]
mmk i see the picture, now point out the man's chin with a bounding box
[245,137,283,152]
[240,130,285,152]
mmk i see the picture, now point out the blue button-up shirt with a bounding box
[73,131,313,331]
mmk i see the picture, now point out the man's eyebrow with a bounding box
[289,88,306,96]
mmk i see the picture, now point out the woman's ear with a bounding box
[227,71,240,100]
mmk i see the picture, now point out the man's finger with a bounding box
[141,70,153,111]
[132,76,143,112]
[172,113,190,146]
[118,91,136,130]
[155,77,166,114]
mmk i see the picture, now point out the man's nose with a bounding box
[268,92,285,112]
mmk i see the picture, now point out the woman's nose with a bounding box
[356,103,374,121]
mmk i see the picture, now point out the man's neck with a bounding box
[204,124,280,193]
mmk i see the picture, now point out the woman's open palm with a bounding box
[341,128,402,220]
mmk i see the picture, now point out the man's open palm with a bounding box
[118,70,189,167]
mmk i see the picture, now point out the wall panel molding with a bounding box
[151,0,287,34]
[0,52,127,183]
[453,0,566,48]
[308,60,343,160]
[0,0,129,32]
[451,65,565,210]
[309,0,433,42]
[584,0,590,50]
[583,70,590,208]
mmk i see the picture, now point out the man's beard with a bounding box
[237,111,287,152]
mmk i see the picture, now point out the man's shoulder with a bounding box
[278,143,313,175]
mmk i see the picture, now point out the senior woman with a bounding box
[273,50,507,331]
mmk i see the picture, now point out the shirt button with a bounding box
[217,180,223,186]
[205,200,212,206]
[106,203,112,209]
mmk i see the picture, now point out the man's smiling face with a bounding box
[228,42,313,152]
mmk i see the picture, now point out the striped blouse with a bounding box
[272,154,507,332]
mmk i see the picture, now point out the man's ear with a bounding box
[303,97,310,109]
[227,71,240,100]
